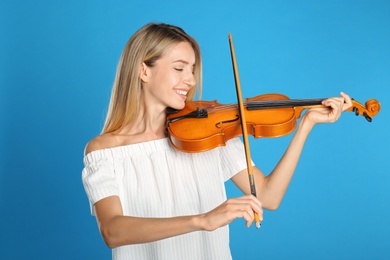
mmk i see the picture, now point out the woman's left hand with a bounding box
[304,92,352,125]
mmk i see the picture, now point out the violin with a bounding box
[167,33,380,229]
[166,93,381,153]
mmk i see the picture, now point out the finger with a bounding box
[323,96,344,108]
[244,196,264,220]
[229,198,264,226]
[325,97,345,117]
[242,210,254,227]
[230,195,264,220]
[245,218,253,228]
[340,91,353,111]
[233,195,263,211]
[241,207,262,228]
[243,196,264,225]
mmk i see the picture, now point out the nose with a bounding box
[184,71,196,87]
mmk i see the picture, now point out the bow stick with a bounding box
[228,33,261,229]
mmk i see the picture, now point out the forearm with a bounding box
[236,93,350,209]
[100,214,202,248]
[260,115,314,208]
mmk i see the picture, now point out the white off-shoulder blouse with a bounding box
[82,137,249,260]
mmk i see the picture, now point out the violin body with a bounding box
[166,93,380,153]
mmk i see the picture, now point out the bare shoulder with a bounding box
[84,129,161,155]
[84,134,119,155]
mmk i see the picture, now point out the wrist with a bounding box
[298,114,315,134]
[192,214,207,231]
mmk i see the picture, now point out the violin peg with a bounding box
[353,107,359,116]
[363,112,372,122]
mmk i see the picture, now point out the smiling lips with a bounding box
[175,89,188,100]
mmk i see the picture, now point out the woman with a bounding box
[82,23,352,259]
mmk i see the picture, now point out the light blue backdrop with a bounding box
[1,0,389,259]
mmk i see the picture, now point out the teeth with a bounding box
[175,89,188,95]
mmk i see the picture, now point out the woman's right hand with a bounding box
[94,195,262,248]
[198,195,263,231]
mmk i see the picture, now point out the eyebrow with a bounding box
[173,60,195,66]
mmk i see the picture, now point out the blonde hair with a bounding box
[102,23,202,134]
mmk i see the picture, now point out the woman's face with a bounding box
[141,41,196,110]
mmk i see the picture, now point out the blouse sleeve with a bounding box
[81,150,119,215]
[219,137,255,181]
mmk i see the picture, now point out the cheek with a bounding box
[167,71,181,83]
[156,69,174,83]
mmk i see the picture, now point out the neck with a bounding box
[119,103,168,140]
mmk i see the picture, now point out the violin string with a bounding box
[247,98,325,109]
[202,98,325,112]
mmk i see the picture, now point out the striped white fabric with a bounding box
[82,137,249,260]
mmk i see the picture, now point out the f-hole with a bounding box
[215,115,240,128]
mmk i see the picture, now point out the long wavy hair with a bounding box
[102,23,202,134]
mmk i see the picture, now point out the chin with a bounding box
[170,101,186,111]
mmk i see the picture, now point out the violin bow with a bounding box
[228,33,261,229]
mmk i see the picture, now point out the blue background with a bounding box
[1,0,389,259]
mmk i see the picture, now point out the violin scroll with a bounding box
[347,99,381,122]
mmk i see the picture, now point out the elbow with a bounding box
[263,199,282,211]
[266,203,279,211]
[100,226,120,249]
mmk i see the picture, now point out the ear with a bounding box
[140,62,151,83]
